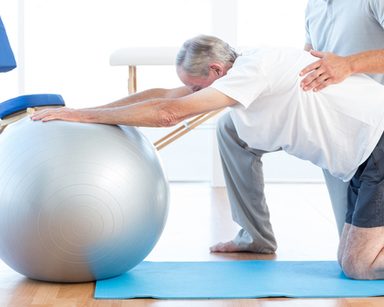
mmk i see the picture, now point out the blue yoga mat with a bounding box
[95,260,384,299]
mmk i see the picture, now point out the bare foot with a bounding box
[210,240,245,253]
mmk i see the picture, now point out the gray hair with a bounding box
[176,35,239,77]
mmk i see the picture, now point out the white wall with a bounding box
[1,0,323,183]
[0,1,19,102]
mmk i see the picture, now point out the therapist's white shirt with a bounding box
[211,48,384,181]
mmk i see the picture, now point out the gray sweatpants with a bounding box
[216,113,348,253]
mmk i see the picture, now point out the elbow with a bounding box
[157,107,183,127]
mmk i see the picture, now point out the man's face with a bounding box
[177,66,223,92]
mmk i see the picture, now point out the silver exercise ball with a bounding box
[0,117,169,282]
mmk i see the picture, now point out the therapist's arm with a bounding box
[31,87,236,127]
[300,49,384,91]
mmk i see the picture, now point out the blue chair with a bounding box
[0,17,65,122]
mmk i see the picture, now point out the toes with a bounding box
[210,241,236,253]
[209,242,223,252]
[210,242,227,252]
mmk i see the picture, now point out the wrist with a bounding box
[78,109,95,123]
[344,55,356,74]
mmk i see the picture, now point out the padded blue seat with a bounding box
[0,94,65,119]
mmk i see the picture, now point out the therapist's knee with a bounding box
[341,256,375,279]
[341,249,376,280]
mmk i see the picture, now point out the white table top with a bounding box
[109,47,179,66]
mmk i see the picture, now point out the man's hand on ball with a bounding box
[30,107,81,122]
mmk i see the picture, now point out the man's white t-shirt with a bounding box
[210,48,384,181]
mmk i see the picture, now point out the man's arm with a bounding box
[31,87,236,127]
[93,86,192,109]
[300,49,384,91]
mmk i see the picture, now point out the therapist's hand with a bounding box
[30,107,82,122]
[300,50,352,91]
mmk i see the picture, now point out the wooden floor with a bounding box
[1,182,384,306]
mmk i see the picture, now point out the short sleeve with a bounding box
[304,1,312,46]
[210,55,270,109]
[370,0,384,27]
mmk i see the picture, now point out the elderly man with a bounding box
[32,35,384,279]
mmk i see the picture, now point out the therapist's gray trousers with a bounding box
[216,113,348,253]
